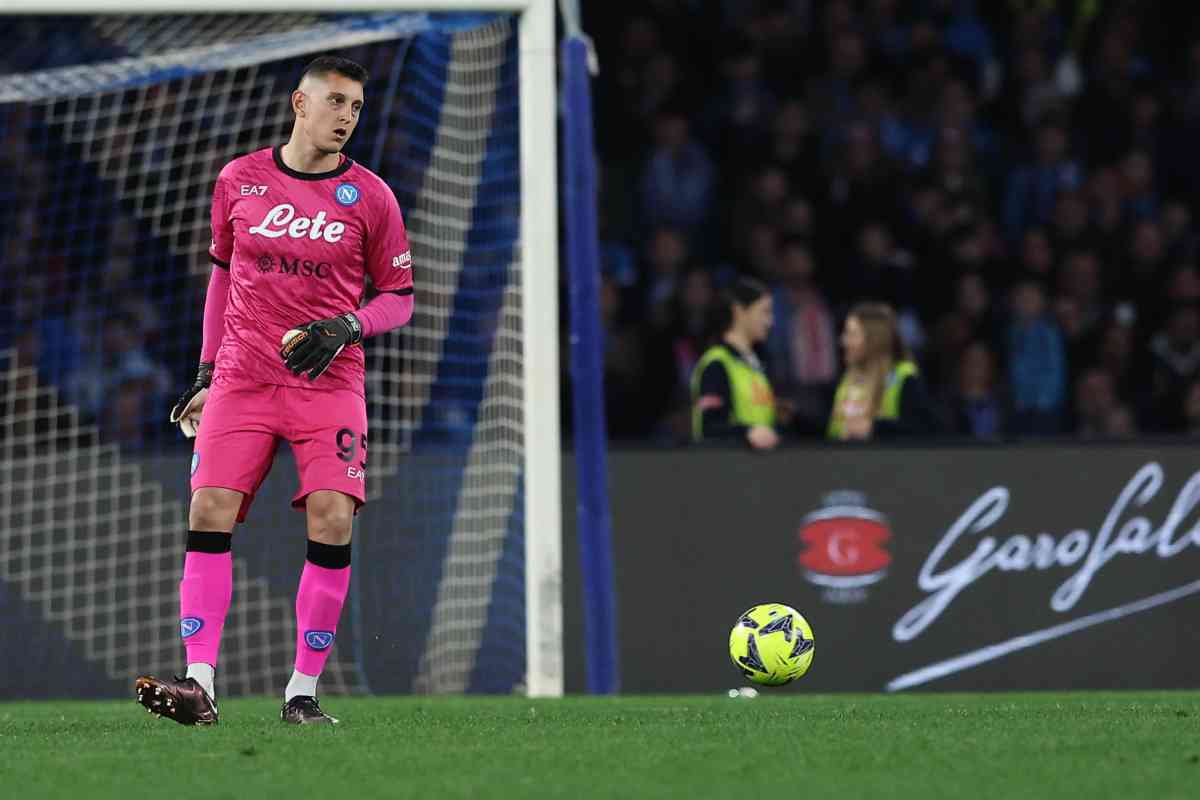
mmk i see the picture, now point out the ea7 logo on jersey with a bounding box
[249,203,346,243]
[392,251,412,269]
[240,184,268,196]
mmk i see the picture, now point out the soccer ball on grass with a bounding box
[728,603,814,686]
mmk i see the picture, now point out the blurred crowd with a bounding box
[0,19,202,449]
[580,0,1200,443]
[6,5,1200,450]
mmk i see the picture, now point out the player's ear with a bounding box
[292,89,306,117]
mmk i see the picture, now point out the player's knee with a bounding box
[306,492,353,544]
[188,488,241,531]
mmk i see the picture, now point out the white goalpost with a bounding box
[0,0,562,697]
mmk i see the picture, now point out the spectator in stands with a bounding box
[827,302,939,441]
[1096,318,1143,414]
[1057,248,1106,344]
[842,221,915,312]
[639,105,715,238]
[1162,201,1197,262]
[648,266,715,443]
[823,121,901,246]
[1050,188,1090,254]
[1147,302,1200,430]
[64,310,170,446]
[1087,166,1125,254]
[731,163,791,266]
[739,220,782,284]
[1073,367,1137,439]
[937,0,997,94]
[944,340,1006,440]
[1123,220,1168,313]
[994,44,1062,136]
[641,226,691,330]
[1004,114,1081,242]
[690,277,779,450]
[778,195,815,241]
[1017,226,1056,285]
[766,238,837,435]
[702,43,776,158]
[929,271,997,390]
[590,274,654,439]
[923,125,991,226]
[584,5,1200,444]
[807,27,868,131]
[1006,279,1067,435]
[761,98,820,191]
[661,266,714,393]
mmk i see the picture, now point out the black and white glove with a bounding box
[280,313,362,381]
[169,362,214,438]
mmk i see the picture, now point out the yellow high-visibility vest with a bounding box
[827,360,918,439]
[690,344,775,442]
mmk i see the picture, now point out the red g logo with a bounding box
[797,495,892,602]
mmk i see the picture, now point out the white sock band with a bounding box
[285,669,319,702]
[185,663,215,701]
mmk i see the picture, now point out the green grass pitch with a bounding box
[2,692,1198,799]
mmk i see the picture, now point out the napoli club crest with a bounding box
[180,617,204,638]
[797,491,892,605]
[334,183,359,206]
[305,630,335,650]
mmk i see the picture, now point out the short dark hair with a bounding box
[299,55,369,86]
[705,276,771,342]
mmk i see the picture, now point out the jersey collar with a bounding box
[272,144,354,181]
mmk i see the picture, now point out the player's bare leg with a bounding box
[136,487,242,725]
[281,489,355,725]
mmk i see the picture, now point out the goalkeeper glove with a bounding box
[280,312,362,381]
[169,362,213,438]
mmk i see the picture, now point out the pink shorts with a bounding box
[190,378,367,522]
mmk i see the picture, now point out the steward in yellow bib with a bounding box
[690,277,780,450]
[827,302,939,440]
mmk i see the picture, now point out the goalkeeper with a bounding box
[137,56,414,726]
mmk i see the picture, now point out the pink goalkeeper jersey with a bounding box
[208,145,413,396]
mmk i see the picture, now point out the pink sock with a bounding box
[294,559,351,676]
[179,536,233,668]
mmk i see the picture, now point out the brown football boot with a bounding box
[281,695,338,725]
[134,675,218,725]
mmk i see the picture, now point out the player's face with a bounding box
[298,73,365,155]
[842,315,866,366]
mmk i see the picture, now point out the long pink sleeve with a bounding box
[357,291,414,338]
[200,266,231,363]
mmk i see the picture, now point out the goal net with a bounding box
[0,7,561,698]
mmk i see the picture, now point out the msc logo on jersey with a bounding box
[334,183,360,206]
[268,254,333,279]
[305,631,335,651]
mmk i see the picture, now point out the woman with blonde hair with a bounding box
[827,302,939,440]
